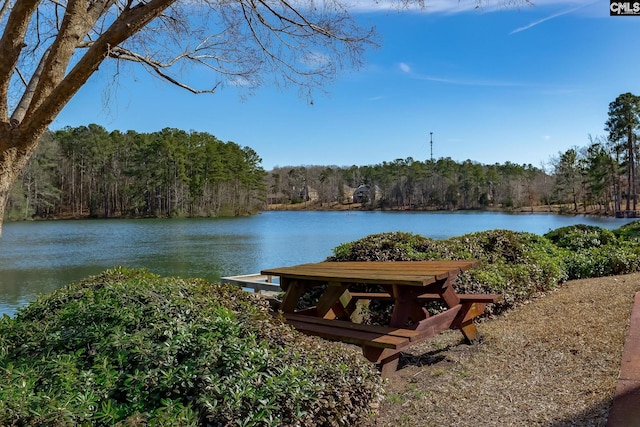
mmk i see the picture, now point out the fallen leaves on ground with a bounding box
[369,273,640,427]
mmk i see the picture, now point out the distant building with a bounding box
[297,186,319,203]
[307,187,319,202]
[267,192,289,205]
[352,184,381,204]
[342,185,354,203]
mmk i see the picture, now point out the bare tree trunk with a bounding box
[0,130,40,236]
[633,133,637,212]
[0,169,13,235]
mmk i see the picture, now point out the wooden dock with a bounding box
[220,273,281,294]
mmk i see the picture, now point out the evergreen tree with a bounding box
[606,92,640,212]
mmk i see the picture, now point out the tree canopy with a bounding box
[6,125,267,219]
[606,92,640,212]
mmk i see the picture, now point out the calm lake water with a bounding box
[0,210,635,316]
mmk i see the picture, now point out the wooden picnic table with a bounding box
[261,260,502,376]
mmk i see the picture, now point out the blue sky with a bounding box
[52,0,639,171]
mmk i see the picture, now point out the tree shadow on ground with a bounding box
[547,398,613,427]
[562,382,640,427]
[397,343,460,370]
[397,335,484,370]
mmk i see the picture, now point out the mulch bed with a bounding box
[367,273,640,426]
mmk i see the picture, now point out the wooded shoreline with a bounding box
[265,201,617,216]
[6,125,634,223]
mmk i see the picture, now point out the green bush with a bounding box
[560,241,640,279]
[544,224,618,251]
[445,230,567,294]
[543,225,640,280]
[0,268,382,426]
[613,219,640,242]
[331,231,454,262]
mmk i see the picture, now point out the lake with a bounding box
[0,210,635,316]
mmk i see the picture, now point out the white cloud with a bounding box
[302,51,330,67]
[399,62,412,73]
[228,76,253,87]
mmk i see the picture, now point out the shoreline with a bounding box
[3,203,621,223]
[264,201,614,216]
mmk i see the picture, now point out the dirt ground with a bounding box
[366,273,640,427]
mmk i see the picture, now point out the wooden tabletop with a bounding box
[261,260,479,287]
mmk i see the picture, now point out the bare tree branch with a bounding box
[0,0,42,121]
[107,44,221,93]
[10,46,50,126]
[23,0,115,123]
[14,66,28,86]
[0,0,12,23]
[23,0,176,136]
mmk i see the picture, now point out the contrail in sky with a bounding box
[510,2,595,34]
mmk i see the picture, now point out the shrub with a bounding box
[446,230,568,297]
[330,231,454,262]
[0,268,383,426]
[559,241,640,280]
[544,224,618,251]
[613,219,640,242]
[544,225,640,280]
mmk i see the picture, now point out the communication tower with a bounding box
[429,132,433,162]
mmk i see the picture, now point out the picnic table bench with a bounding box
[261,261,502,376]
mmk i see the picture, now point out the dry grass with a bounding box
[368,273,640,427]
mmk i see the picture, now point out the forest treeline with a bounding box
[267,134,630,215]
[6,95,640,220]
[6,125,266,219]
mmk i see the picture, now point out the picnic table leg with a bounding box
[437,276,461,308]
[362,346,401,378]
[453,302,487,343]
[436,276,485,343]
[316,282,350,319]
[279,279,306,313]
[459,322,479,343]
[379,357,400,378]
[386,285,430,327]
